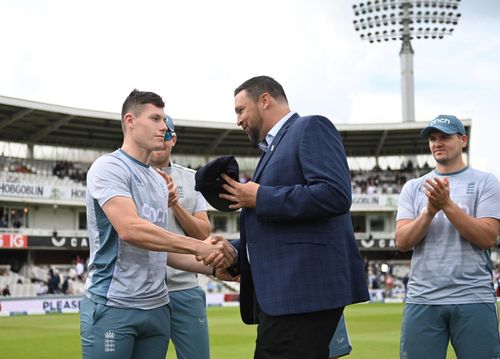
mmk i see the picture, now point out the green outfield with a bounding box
[0,302,461,358]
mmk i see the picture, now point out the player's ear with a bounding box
[123,112,135,130]
[460,134,468,149]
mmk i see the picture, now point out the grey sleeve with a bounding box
[87,156,132,207]
[476,173,500,219]
[396,180,417,221]
[194,191,208,213]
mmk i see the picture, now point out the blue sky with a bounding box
[0,0,499,175]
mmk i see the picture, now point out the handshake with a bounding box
[196,235,240,280]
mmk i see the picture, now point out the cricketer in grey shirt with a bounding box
[162,162,208,291]
[85,149,170,309]
[397,167,500,304]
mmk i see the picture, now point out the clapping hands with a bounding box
[424,177,450,215]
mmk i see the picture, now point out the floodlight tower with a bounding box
[352,0,461,123]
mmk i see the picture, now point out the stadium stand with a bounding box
[0,94,485,301]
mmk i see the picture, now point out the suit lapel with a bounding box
[252,151,266,181]
[252,113,299,182]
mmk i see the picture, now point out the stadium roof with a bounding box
[0,95,471,158]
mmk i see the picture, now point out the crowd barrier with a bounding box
[15,289,498,316]
[0,290,405,316]
[0,293,240,316]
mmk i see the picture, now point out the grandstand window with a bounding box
[368,215,385,232]
[0,206,29,228]
[351,214,366,232]
[0,207,6,227]
[78,211,87,230]
[351,214,366,233]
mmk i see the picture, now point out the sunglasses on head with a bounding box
[164,130,175,141]
[164,115,176,141]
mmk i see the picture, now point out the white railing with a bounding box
[0,228,88,237]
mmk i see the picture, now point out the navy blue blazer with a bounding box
[234,113,369,324]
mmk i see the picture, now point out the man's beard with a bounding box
[434,154,450,166]
[248,128,260,148]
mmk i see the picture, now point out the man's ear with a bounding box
[259,92,271,110]
[172,135,177,147]
[123,112,135,130]
[461,135,468,148]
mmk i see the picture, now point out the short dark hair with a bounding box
[234,76,288,103]
[121,89,165,120]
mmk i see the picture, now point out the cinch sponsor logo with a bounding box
[420,202,469,217]
[430,117,450,125]
[141,203,166,223]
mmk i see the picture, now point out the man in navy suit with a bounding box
[219,76,369,359]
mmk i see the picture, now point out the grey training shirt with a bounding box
[397,167,500,304]
[163,162,208,291]
[85,149,170,309]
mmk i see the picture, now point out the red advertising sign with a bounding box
[0,234,28,248]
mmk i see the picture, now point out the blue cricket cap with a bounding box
[420,115,466,138]
[165,115,175,132]
[195,156,240,212]
[164,115,176,141]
